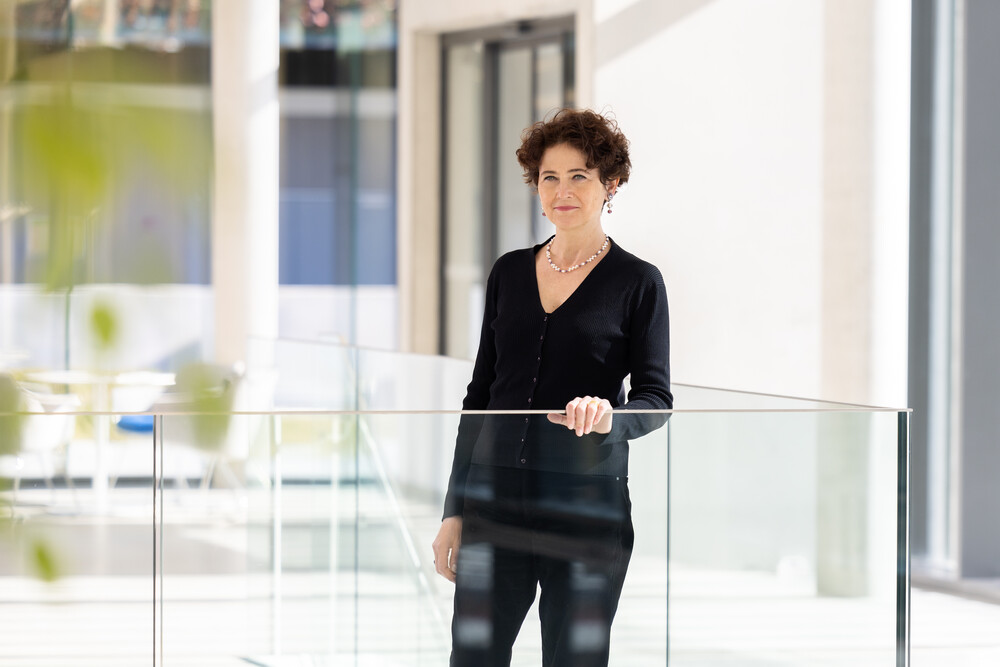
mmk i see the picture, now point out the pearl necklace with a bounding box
[546,235,610,273]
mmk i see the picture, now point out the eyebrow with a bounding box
[539,168,588,175]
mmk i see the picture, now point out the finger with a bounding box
[439,555,455,583]
[547,412,566,426]
[564,398,582,431]
[438,544,457,583]
[434,545,455,582]
[583,397,601,434]
[594,402,608,431]
[432,541,448,579]
[574,396,594,436]
[432,547,444,577]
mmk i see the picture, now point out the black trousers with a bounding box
[450,466,634,667]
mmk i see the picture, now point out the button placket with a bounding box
[521,314,549,468]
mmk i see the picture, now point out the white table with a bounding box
[0,348,28,370]
[23,369,175,509]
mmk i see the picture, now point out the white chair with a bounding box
[149,363,246,491]
[0,375,81,503]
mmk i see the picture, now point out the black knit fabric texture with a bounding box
[443,238,672,519]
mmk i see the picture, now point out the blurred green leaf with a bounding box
[176,364,236,452]
[89,300,119,350]
[0,517,62,583]
[22,98,110,212]
[18,65,212,291]
[31,539,61,583]
[0,375,25,457]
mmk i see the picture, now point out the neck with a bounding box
[550,228,607,264]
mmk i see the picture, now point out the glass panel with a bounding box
[532,42,566,241]
[443,43,486,360]
[496,47,535,257]
[0,346,908,664]
[0,411,155,666]
[249,336,359,411]
[441,26,574,359]
[666,410,904,664]
[156,410,455,664]
[535,42,565,118]
[277,2,398,352]
[670,382,904,412]
[0,390,906,662]
[2,1,213,372]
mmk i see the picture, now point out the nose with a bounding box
[555,180,571,198]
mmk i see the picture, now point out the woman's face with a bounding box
[537,143,614,232]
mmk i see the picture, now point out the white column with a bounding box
[1,0,15,289]
[0,2,14,358]
[211,0,280,367]
[99,0,119,46]
[817,0,877,596]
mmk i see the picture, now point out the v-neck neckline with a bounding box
[532,236,614,316]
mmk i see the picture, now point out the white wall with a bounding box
[398,0,910,406]
[595,0,826,401]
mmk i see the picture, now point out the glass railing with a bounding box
[0,346,909,665]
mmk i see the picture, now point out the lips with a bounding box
[554,206,577,211]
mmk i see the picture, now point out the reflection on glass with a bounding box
[0,388,907,664]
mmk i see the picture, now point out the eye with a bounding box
[572,174,587,180]
[542,175,557,182]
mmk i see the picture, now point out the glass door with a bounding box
[441,19,574,359]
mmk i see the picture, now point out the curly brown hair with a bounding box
[515,108,631,188]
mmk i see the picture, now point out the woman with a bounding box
[432,108,672,667]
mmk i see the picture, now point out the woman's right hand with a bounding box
[432,516,463,583]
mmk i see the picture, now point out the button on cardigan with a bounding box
[443,238,672,519]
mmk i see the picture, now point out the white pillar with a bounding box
[817,0,877,596]
[211,0,280,367]
[99,0,119,46]
[1,0,15,289]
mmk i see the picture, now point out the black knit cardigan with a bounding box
[443,238,672,519]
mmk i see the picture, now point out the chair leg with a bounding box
[199,457,218,491]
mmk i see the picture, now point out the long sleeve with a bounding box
[442,267,499,519]
[605,263,672,443]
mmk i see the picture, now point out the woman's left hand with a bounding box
[547,396,613,436]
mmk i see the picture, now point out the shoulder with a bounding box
[494,245,536,272]
[607,240,665,290]
[487,244,538,282]
[482,245,537,298]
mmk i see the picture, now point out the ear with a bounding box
[606,178,620,198]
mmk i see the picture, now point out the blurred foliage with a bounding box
[29,537,61,582]
[0,375,26,457]
[0,373,60,583]
[0,520,63,583]
[0,5,215,588]
[89,299,119,350]
[14,55,212,367]
[174,363,237,452]
[20,85,209,291]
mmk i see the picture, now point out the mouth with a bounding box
[554,206,577,212]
